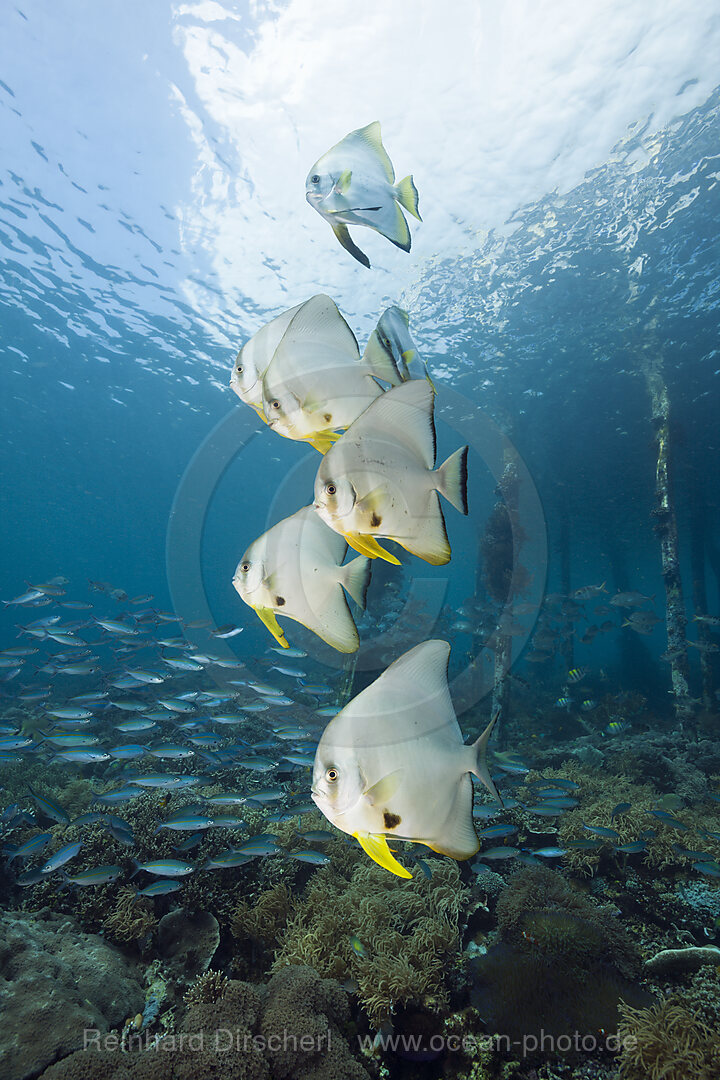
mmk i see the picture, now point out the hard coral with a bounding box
[38,968,370,1080]
[0,909,143,1080]
[273,858,467,1025]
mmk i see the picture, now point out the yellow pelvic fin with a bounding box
[353,832,412,879]
[251,403,269,424]
[254,606,289,649]
[306,430,343,455]
[344,532,401,565]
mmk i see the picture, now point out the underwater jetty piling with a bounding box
[690,501,715,708]
[338,651,358,707]
[481,453,522,745]
[639,342,692,721]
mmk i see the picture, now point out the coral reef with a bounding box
[273,858,468,1025]
[519,761,720,876]
[157,908,220,980]
[469,866,649,1050]
[616,996,720,1080]
[184,969,229,1006]
[644,945,720,977]
[0,908,143,1080]
[37,966,370,1080]
[103,886,157,944]
[231,882,297,977]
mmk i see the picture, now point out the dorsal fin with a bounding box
[343,379,436,469]
[348,121,395,183]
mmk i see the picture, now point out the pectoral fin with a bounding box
[363,769,404,806]
[331,223,371,269]
[336,168,352,194]
[354,832,413,879]
[254,607,289,649]
[344,532,401,565]
[355,485,386,517]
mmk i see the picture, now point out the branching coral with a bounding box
[617,996,720,1080]
[520,762,720,876]
[103,886,157,943]
[273,859,467,1025]
[184,970,229,1006]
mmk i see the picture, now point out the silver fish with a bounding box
[306,121,420,267]
[233,506,370,653]
[261,294,406,454]
[314,379,467,566]
[230,301,304,417]
[311,640,501,878]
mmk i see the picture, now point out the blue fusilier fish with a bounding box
[306,121,420,268]
[202,851,254,870]
[28,785,70,826]
[41,841,83,874]
[135,880,184,897]
[4,832,53,864]
[61,864,122,887]
[130,859,195,878]
[289,850,331,866]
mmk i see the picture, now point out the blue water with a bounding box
[2,3,718,705]
[2,6,720,1076]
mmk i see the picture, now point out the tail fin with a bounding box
[394,175,421,220]
[470,708,503,806]
[339,556,371,609]
[436,446,468,515]
[129,859,141,879]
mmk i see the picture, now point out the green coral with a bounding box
[520,762,720,875]
[617,995,720,1080]
[273,858,468,1025]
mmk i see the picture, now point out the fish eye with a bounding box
[310,174,320,184]
[240,562,250,573]
[271,400,280,410]
[325,483,336,496]
[236,364,243,373]
[326,767,338,783]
